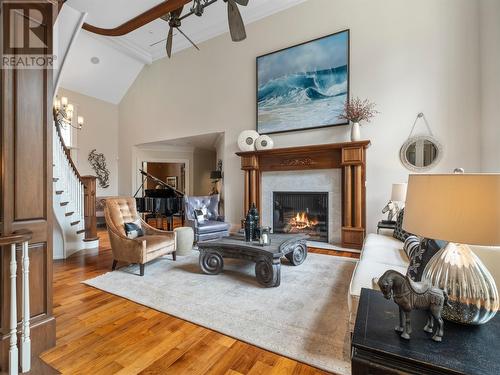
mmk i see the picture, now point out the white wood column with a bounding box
[21,241,31,372]
[9,244,18,375]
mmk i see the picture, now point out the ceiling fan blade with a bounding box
[166,27,173,58]
[234,0,249,6]
[227,0,246,42]
[177,27,200,51]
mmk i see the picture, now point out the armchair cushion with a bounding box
[194,208,207,224]
[185,195,220,221]
[124,219,144,239]
[197,220,231,234]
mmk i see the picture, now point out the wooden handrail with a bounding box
[0,230,32,246]
[53,116,83,181]
[81,0,191,36]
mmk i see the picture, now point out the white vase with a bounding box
[350,122,361,142]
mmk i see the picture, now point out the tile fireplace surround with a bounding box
[261,170,342,244]
[236,141,370,249]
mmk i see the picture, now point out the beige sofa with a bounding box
[348,232,500,329]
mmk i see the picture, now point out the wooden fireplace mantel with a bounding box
[236,140,371,249]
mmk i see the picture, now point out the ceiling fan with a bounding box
[150,0,249,58]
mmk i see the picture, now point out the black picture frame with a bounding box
[256,29,350,135]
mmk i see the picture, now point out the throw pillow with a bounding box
[393,208,412,242]
[194,209,206,224]
[124,219,144,239]
[406,238,447,281]
[403,235,421,259]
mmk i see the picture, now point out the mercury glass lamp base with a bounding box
[422,242,499,325]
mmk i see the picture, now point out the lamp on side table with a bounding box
[403,174,500,325]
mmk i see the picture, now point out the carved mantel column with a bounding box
[240,155,260,215]
[237,141,370,249]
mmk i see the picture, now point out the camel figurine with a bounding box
[378,270,450,342]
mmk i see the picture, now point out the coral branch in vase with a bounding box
[339,97,379,124]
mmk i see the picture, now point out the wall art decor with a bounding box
[257,29,349,134]
[166,176,178,189]
[88,149,110,189]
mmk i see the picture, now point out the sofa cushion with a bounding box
[403,235,421,259]
[407,238,446,281]
[197,220,231,234]
[360,233,409,267]
[393,208,412,242]
[348,260,408,330]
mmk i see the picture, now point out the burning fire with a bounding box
[289,212,319,230]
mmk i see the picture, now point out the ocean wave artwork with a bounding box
[257,30,349,134]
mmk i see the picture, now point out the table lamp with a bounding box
[382,183,408,222]
[403,174,499,325]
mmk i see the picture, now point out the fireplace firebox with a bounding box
[273,192,328,242]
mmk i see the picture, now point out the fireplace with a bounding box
[273,192,328,242]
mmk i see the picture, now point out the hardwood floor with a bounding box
[40,230,358,374]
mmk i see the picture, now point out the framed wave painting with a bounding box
[257,29,349,134]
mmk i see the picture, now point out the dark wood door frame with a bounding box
[236,141,370,249]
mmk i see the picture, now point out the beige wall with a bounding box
[479,0,500,172]
[58,87,119,196]
[118,0,483,232]
[193,148,217,196]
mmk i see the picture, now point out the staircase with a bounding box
[52,123,98,259]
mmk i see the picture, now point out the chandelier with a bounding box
[53,96,84,130]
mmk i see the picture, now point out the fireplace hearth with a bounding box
[273,192,328,242]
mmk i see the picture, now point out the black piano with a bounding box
[135,169,185,230]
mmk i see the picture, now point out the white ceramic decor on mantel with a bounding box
[255,135,274,150]
[238,131,275,151]
[237,130,260,152]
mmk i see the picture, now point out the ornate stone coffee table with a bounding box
[197,234,308,287]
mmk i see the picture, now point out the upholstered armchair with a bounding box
[184,194,230,242]
[104,197,176,276]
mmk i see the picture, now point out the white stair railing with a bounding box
[0,230,32,375]
[53,123,85,234]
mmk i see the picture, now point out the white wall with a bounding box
[58,87,119,196]
[479,0,500,172]
[118,0,482,233]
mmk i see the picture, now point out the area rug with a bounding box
[83,252,356,374]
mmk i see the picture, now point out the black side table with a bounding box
[352,288,500,375]
[377,220,396,234]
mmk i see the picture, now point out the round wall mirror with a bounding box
[400,135,442,172]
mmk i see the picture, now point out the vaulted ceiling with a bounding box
[60,0,306,104]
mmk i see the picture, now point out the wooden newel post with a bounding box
[81,176,98,241]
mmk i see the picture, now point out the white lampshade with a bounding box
[403,174,500,246]
[390,183,407,202]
